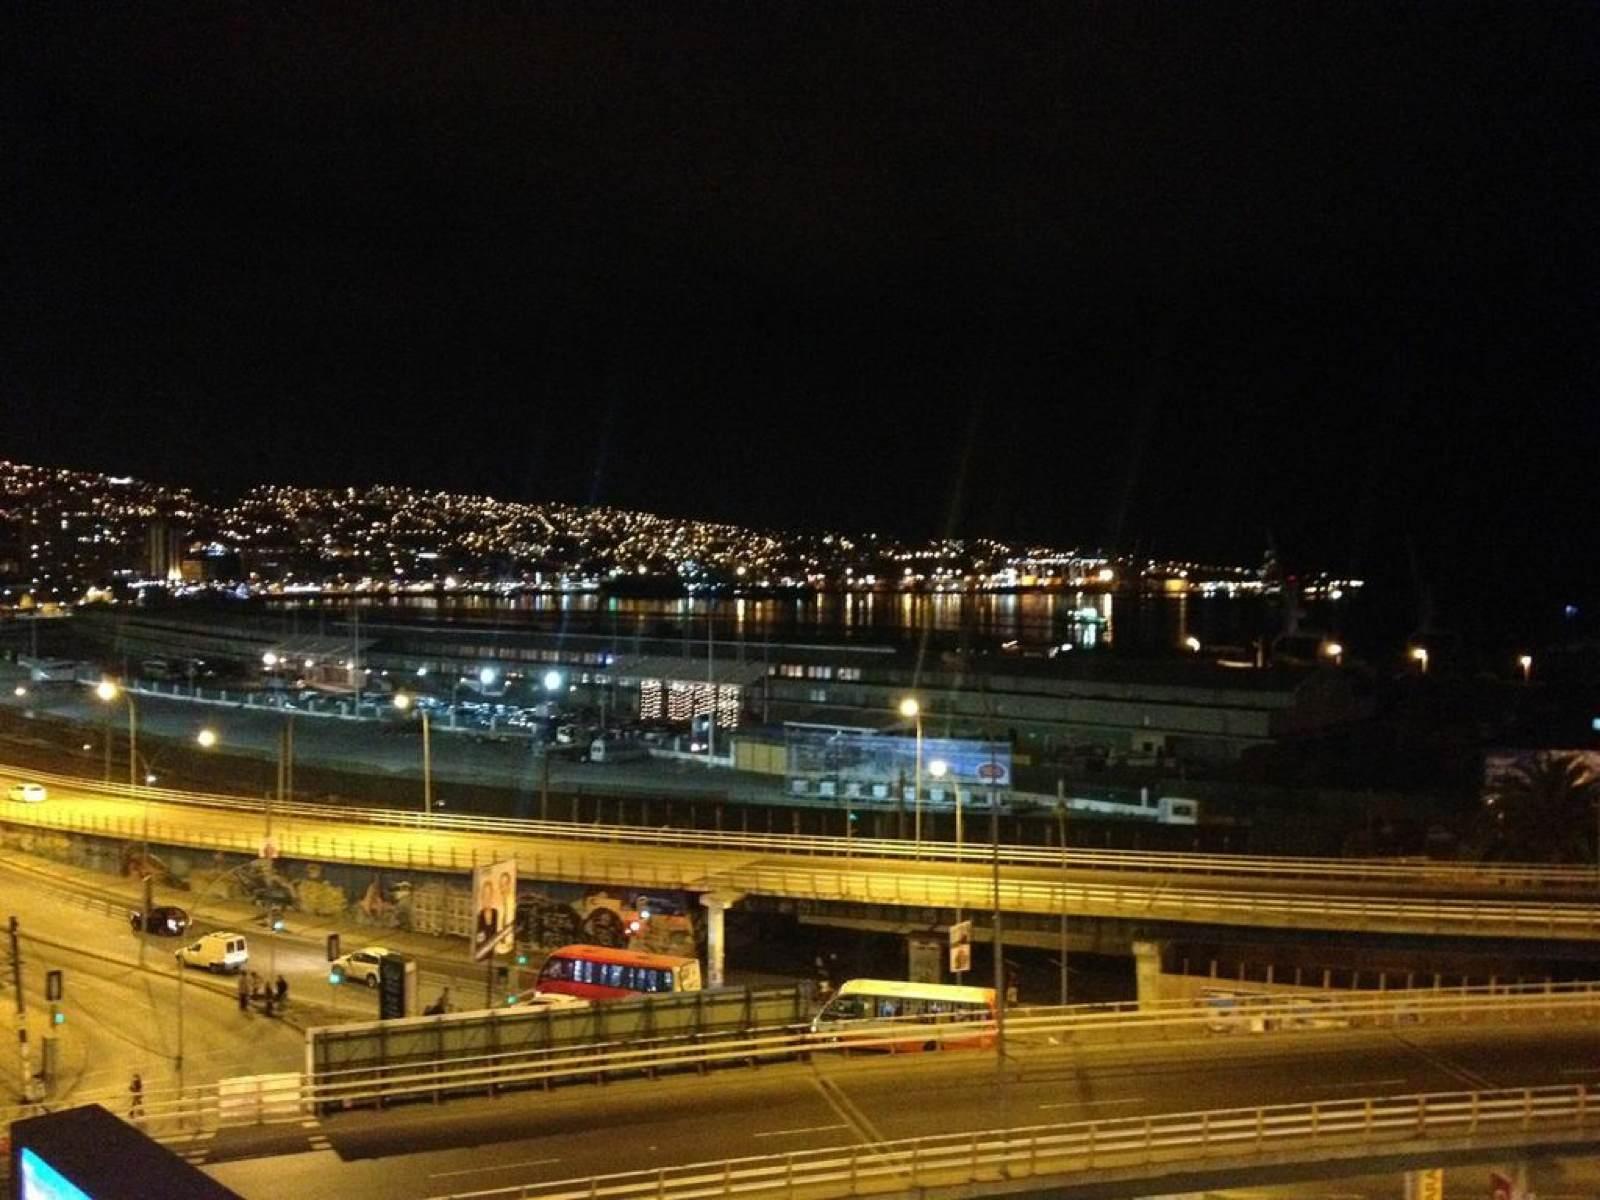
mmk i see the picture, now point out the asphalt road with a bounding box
[0,864,305,1109]
[196,1019,1600,1199]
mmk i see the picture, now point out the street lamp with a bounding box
[1183,636,1201,653]
[195,727,218,749]
[97,679,147,964]
[1410,646,1429,674]
[899,697,923,857]
[12,685,25,698]
[929,758,965,981]
[1322,641,1343,666]
[393,692,433,816]
[1518,654,1533,683]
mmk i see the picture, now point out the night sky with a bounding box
[3,6,1595,637]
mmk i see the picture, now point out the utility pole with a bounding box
[9,916,41,1102]
[1057,778,1068,1007]
[706,602,716,766]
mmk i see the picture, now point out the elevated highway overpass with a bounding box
[186,1009,1600,1199]
[3,762,1599,948]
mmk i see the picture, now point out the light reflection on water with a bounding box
[268,588,1353,655]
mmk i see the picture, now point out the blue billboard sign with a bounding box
[785,725,1011,796]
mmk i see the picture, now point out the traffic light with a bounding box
[515,951,529,966]
[52,1011,64,1026]
[326,933,341,962]
[45,969,62,1002]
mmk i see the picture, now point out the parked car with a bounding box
[508,989,590,1012]
[5,783,47,804]
[175,931,249,973]
[331,945,393,987]
[129,905,190,936]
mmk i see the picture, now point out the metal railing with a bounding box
[3,798,1598,938]
[7,979,1598,1140]
[428,1084,1598,1200]
[3,758,1593,889]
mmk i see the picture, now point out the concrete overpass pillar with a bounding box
[699,893,743,988]
[1132,941,1166,1009]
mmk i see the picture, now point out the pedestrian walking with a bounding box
[129,1073,144,1119]
[237,973,251,1014]
[274,974,289,1007]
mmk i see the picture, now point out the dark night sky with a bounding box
[3,5,1596,636]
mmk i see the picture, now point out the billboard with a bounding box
[471,858,517,962]
[785,725,1011,799]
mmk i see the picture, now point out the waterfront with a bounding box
[263,587,1363,659]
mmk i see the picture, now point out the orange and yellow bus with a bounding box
[810,979,996,1052]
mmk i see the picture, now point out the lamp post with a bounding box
[540,670,563,820]
[393,693,432,816]
[1517,654,1533,683]
[929,758,964,982]
[1322,641,1344,667]
[1410,646,1429,675]
[899,698,923,858]
[96,680,147,964]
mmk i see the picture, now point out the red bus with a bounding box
[534,944,703,1002]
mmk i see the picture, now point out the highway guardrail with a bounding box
[425,1084,1600,1200]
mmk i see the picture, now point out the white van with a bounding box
[588,737,647,764]
[176,931,249,973]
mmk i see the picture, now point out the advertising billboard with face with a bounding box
[471,858,518,962]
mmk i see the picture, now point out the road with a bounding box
[4,765,1598,943]
[0,865,305,1109]
[195,1019,1600,1199]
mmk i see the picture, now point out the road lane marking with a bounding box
[1389,1033,1495,1090]
[754,1123,850,1139]
[1308,1077,1407,1090]
[429,1158,562,1179]
[1560,1067,1600,1076]
[1038,1097,1145,1110]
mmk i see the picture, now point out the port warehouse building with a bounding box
[67,608,1367,766]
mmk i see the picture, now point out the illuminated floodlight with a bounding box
[1183,636,1201,653]
[479,667,497,686]
[145,773,157,785]
[12,685,25,697]
[95,679,119,702]
[262,652,279,668]
[542,670,563,693]
[416,666,428,677]
[898,697,920,719]
[927,759,949,779]
[303,658,315,669]
[1322,641,1344,660]
[393,692,413,711]
[196,728,218,749]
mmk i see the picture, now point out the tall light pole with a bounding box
[899,698,923,858]
[393,693,432,816]
[1410,645,1430,675]
[96,680,145,965]
[1517,654,1533,684]
[929,758,964,982]
[541,670,563,821]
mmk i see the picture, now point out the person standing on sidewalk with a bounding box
[238,973,251,1014]
[274,975,289,1007]
[129,1073,144,1119]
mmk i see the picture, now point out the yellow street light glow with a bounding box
[1183,636,1201,653]
[898,697,920,719]
[928,758,948,779]
[95,679,119,702]
[393,692,413,710]
[196,728,218,749]
[262,652,279,667]
[12,685,25,698]
[1322,641,1343,659]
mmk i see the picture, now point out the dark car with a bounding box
[130,905,191,936]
